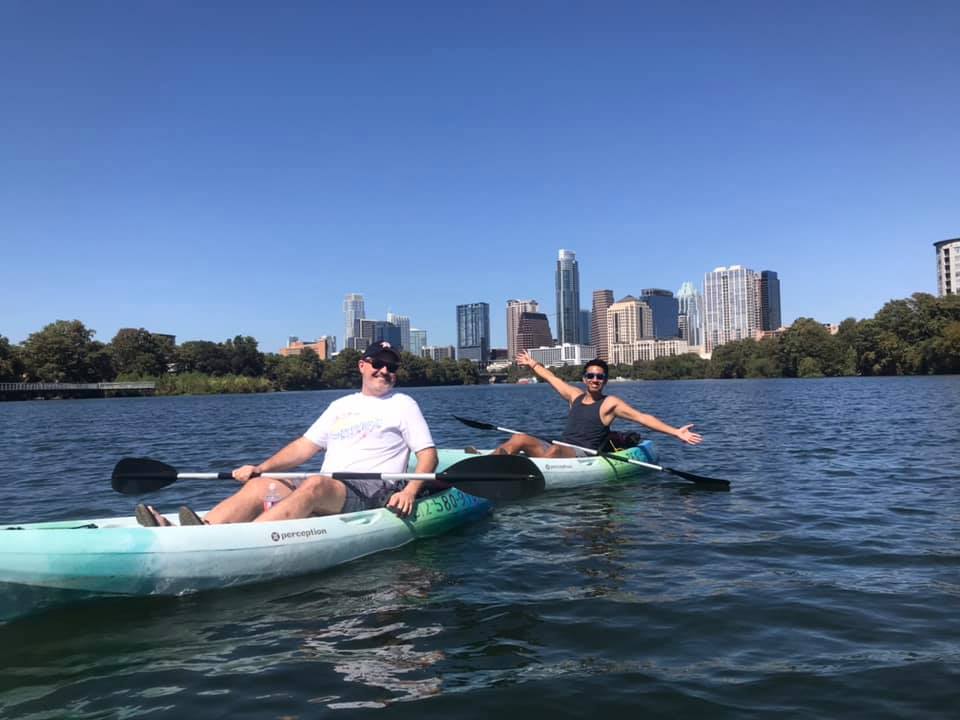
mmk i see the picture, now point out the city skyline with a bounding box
[2,5,957,353]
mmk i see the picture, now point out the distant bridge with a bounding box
[0,382,156,393]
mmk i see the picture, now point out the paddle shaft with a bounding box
[112,454,547,500]
[175,471,441,481]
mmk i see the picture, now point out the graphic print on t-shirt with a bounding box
[328,411,383,442]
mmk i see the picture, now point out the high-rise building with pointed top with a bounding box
[555,249,581,345]
[676,281,703,348]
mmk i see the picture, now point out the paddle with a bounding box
[453,415,730,489]
[111,454,546,502]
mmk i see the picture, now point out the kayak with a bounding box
[0,487,490,623]
[419,441,660,490]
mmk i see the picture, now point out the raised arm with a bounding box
[516,350,582,403]
[606,397,703,445]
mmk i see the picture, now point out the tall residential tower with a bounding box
[758,271,782,331]
[456,302,490,364]
[703,265,759,353]
[555,249,581,345]
[343,293,365,346]
[935,238,960,296]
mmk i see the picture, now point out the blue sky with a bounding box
[2,1,957,352]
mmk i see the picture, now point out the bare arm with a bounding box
[516,350,582,403]
[606,398,703,445]
[232,436,323,481]
[386,446,438,517]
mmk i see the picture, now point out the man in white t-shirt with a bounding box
[135,341,437,526]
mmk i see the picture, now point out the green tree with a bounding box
[457,359,480,385]
[272,349,323,390]
[397,352,429,386]
[176,341,230,375]
[109,328,171,378]
[21,320,105,382]
[797,356,824,378]
[322,349,362,388]
[777,318,850,377]
[708,339,757,378]
[0,335,25,382]
[223,335,265,377]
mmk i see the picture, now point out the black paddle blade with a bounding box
[441,454,546,501]
[453,415,497,431]
[664,466,730,490]
[111,457,178,494]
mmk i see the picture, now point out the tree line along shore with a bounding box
[1,293,958,399]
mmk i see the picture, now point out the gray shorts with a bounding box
[338,479,408,514]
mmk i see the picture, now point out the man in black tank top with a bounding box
[491,351,703,458]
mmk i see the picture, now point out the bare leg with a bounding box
[492,434,552,457]
[543,444,579,459]
[255,475,346,521]
[203,476,294,524]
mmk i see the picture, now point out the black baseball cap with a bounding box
[362,341,401,364]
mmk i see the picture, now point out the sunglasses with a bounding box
[583,373,606,380]
[367,358,399,373]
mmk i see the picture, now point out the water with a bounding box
[1,378,958,718]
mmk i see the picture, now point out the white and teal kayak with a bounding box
[0,487,491,623]
[419,441,661,490]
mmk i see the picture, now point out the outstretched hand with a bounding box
[676,424,703,445]
[515,349,537,368]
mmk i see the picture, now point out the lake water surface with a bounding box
[1,377,958,718]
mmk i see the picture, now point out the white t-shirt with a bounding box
[303,391,434,474]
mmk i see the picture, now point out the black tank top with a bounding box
[560,394,610,451]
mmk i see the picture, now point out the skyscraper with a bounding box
[591,289,614,361]
[343,293,365,345]
[640,289,679,339]
[516,312,553,354]
[409,328,427,355]
[373,320,401,349]
[758,271,782,331]
[934,238,959,296]
[349,318,377,350]
[555,249,581,345]
[703,265,759,353]
[579,310,592,347]
[506,299,539,360]
[607,295,654,348]
[456,302,490,364]
[676,281,703,348]
[386,312,411,352]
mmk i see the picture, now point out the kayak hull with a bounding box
[0,487,490,622]
[424,441,660,490]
